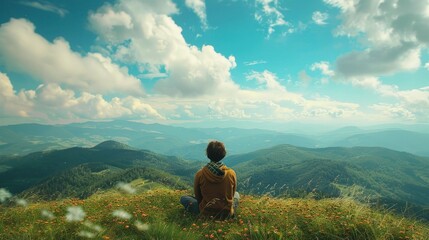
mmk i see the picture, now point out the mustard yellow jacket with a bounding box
[194,164,237,217]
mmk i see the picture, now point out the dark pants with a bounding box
[180,195,200,214]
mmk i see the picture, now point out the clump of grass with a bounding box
[1,187,428,239]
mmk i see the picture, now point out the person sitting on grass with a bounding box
[180,140,239,219]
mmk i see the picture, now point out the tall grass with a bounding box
[1,187,428,239]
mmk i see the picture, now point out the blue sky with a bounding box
[0,0,428,129]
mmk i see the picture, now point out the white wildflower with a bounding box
[15,198,28,207]
[134,220,150,231]
[112,209,132,220]
[77,230,96,238]
[66,206,86,222]
[116,182,136,194]
[83,221,104,233]
[41,209,55,220]
[0,188,12,203]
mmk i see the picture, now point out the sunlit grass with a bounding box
[1,187,428,239]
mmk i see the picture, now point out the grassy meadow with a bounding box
[1,186,428,240]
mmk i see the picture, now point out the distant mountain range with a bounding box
[1,120,428,158]
[1,140,428,220]
[329,130,429,156]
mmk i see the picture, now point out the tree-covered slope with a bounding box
[228,144,429,220]
[19,163,190,201]
[0,141,201,194]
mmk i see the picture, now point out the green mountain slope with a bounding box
[0,141,201,194]
[19,163,190,201]
[228,144,429,220]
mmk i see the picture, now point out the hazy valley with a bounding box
[1,120,429,159]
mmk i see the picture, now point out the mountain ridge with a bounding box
[93,140,134,150]
[2,120,429,158]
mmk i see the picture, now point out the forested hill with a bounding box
[228,144,429,220]
[0,141,201,194]
[19,164,191,201]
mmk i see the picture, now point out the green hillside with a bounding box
[1,187,428,239]
[0,141,201,194]
[19,164,190,201]
[228,145,429,220]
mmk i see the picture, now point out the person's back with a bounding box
[194,161,236,217]
[180,141,239,219]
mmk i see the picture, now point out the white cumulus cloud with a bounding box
[312,11,328,25]
[351,76,429,121]
[255,0,292,37]
[310,61,335,84]
[324,0,429,79]
[370,103,416,121]
[0,72,34,117]
[88,0,238,97]
[135,70,362,124]
[0,18,144,96]
[311,61,335,77]
[246,70,286,91]
[0,72,163,122]
[238,70,359,121]
[185,0,208,29]
[337,43,421,77]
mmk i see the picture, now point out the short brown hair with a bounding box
[206,141,226,162]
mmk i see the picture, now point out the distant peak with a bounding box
[93,140,133,150]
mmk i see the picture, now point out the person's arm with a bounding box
[232,170,237,194]
[194,172,202,203]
